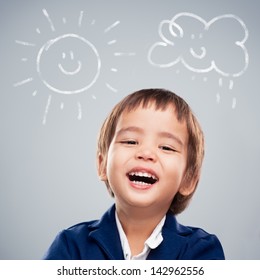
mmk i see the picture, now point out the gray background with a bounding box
[0,0,259,259]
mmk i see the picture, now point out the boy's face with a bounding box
[99,103,194,214]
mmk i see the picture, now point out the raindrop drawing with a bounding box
[14,9,136,124]
[148,12,249,108]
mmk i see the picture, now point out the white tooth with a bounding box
[133,181,151,186]
[129,171,157,180]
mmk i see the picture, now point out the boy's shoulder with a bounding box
[61,206,117,238]
[65,220,98,233]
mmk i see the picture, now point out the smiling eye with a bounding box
[160,145,176,152]
[121,140,138,145]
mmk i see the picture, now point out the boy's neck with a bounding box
[115,204,167,256]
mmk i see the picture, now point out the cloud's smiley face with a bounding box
[37,33,101,95]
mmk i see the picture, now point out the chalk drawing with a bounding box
[148,12,249,108]
[42,95,52,125]
[104,20,120,33]
[36,33,101,95]
[114,52,136,56]
[106,83,118,93]
[15,40,36,47]
[78,11,84,27]
[77,102,82,120]
[14,9,135,124]
[107,39,117,45]
[42,9,55,32]
[14,78,33,87]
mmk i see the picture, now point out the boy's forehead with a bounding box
[123,101,177,114]
[117,103,186,130]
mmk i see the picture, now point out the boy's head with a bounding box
[97,88,204,215]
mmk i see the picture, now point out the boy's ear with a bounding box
[97,153,107,181]
[178,176,198,196]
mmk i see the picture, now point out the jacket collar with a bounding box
[88,205,192,260]
[147,211,192,259]
[88,205,124,260]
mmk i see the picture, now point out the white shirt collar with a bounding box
[115,211,166,260]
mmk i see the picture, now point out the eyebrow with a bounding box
[158,131,184,147]
[116,126,143,136]
[116,126,184,147]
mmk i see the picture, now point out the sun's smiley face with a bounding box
[37,33,101,95]
[59,51,82,76]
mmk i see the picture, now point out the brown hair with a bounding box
[97,88,204,215]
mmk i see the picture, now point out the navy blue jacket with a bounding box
[43,205,225,260]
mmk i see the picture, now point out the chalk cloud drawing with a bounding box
[14,9,136,124]
[148,12,249,108]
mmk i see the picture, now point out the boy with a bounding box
[44,88,225,260]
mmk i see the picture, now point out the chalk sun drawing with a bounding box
[148,12,249,108]
[14,9,136,124]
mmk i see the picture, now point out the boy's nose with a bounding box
[135,147,157,162]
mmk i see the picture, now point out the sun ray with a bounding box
[91,19,96,25]
[60,102,64,110]
[77,102,82,120]
[62,17,67,24]
[21,58,28,62]
[106,83,118,93]
[229,80,234,90]
[216,93,221,104]
[111,68,118,72]
[15,40,36,47]
[114,52,136,56]
[92,95,97,100]
[104,20,120,33]
[36,28,41,34]
[78,11,84,27]
[42,95,52,125]
[232,97,237,109]
[32,90,37,96]
[42,8,55,32]
[13,77,33,87]
[107,39,117,45]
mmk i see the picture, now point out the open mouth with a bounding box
[127,171,158,186]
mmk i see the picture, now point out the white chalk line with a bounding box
[13,77,33,87]
[232,97,237,109]
[107,40,117,45]
[42,9,55,32]
[77,102,82,120]
[78,11,84,27]
[42,95,52,125]
[106,83,118,93]
[15,40,36,47]
[104,20,120,33]
[114,52,136,56]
